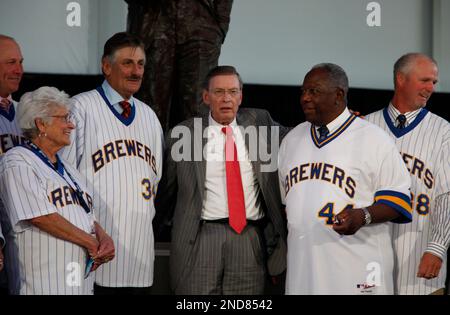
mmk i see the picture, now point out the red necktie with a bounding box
[119,101,131,118]
[222,126,247,234]
[0,98,12,111]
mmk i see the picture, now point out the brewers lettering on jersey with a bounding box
[367,53,450,295]
[366,106,450,294]
[61,80,163,288]
[280,63,412,295]
[279,110,412,294]
[0,101,25,153]
[0,146,96,294]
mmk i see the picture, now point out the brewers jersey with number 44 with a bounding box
[61,85,163,288]
[278,109,412,295]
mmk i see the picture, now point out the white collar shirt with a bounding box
[201,113,263,220]
[387,102,422,128]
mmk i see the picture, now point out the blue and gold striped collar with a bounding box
[310,108,356,148]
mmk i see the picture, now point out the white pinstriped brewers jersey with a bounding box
[0,100,25,291]
[1,100,22,242]
[278,108,412,295]
[60,81,163,287]
[366,105,450,295]
[0,100,24,155]
[0,146,96,295]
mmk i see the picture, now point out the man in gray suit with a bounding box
[156,65,287,295]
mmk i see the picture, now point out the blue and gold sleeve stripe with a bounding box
[374,190,412,223]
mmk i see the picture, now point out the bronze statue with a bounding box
[125,0,234,130]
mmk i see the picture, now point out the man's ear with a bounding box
[396,72,406,87]
[102,57,112,77]
[237,90,243,107]
[202,89,210,106]
[336,88,345,104]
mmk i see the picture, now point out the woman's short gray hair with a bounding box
[17,86,71,140]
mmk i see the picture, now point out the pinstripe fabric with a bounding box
[60,88,164,288]
[366,108,450,295]
[387,105,421,128]
[176,222,265,294]
[0,212,4,293]
[0,101,23,154]
[156,108,288,293]
[0,100,25,292]
[0,147,96,295]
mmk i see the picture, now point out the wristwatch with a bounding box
[362,207,372,225]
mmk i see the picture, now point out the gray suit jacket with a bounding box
[156,108,288,291]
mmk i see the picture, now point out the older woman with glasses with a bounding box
[0,86,114,295]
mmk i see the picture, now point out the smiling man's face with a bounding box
[102,45,145,100]
[203,74,242,125]
[0,38,23,98]
[396,57,438,111]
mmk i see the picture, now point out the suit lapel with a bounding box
[236,110,264,176]
[193,115,209,202]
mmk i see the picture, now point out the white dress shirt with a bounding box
[201,113,263,220]
[387,102,422,128]
[315,107,352,136]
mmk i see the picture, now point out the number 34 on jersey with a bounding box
[141,178,158,200]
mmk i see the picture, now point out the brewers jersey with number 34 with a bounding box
[60,83,163,288]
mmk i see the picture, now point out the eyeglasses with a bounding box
[300,87,339,97]
[211,88,241,97]
[49,113,74,124]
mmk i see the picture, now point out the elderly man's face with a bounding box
[0,39,23,98]
[203,74,242,125]
[396,57,438,111]
[102,46,145,100]
[300,68,343,126]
